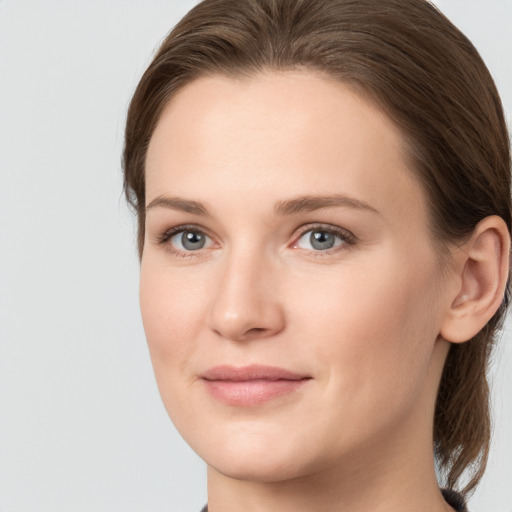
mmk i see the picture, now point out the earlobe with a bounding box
[440,215,510,344]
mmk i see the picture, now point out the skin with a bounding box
[140,71,508,512]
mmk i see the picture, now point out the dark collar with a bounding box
[442,488,469,512]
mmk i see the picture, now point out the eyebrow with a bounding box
[146,196,209,215]
[274,194,379,216]
[145,194,379,216]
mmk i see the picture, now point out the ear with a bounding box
[440,215,510,344]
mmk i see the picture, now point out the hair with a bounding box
[123,0,511,496]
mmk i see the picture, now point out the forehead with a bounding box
[145,70,427,226]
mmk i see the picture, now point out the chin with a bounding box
[183,419,330,484]
[205,449,314,483]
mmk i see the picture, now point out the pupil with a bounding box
[310,231,335,250]
[182,231,205,250]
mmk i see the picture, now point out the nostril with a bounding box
[235,327,274,342]
[207,288,286,341]
[236,327,268,341]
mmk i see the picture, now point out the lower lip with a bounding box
[203,379,309,406]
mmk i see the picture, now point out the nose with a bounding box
[207,250,286,342]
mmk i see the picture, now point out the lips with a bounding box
[201,365,311,406]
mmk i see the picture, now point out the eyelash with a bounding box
[293,224,356,256]
[156,223,357,257]
[157,224,212,257]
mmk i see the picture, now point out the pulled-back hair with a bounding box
[123,0,511,495]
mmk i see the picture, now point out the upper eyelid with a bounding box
[156,225,216,257]
[159,223,213,240]
[292,223,356,240]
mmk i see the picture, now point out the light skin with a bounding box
[140,71,510,512]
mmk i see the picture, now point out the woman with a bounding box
[123,0,511,510]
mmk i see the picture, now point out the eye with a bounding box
[294,226,353,252]
[164,228,215,253]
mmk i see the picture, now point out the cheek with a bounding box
[138,260,218,431]
[288,253,442,407]
[139,260,208,375]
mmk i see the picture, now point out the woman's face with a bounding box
[141,71,452,482]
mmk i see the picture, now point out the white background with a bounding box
[0,1,510,511]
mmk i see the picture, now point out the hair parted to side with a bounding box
[123,0,511,496]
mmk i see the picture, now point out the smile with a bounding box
[201,365,312,406]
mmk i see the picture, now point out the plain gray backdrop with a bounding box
[0,1,511,511]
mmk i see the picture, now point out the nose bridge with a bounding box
[207,240,284,341]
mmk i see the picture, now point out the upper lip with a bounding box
[201,365,310,381]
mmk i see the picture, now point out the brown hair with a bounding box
[123,0,511,495]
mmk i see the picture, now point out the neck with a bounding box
[206,439,451,512]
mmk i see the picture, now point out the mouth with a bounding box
[200,365,312,406]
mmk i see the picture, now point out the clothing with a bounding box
[200,489,468,512]
[442,488,469,512]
